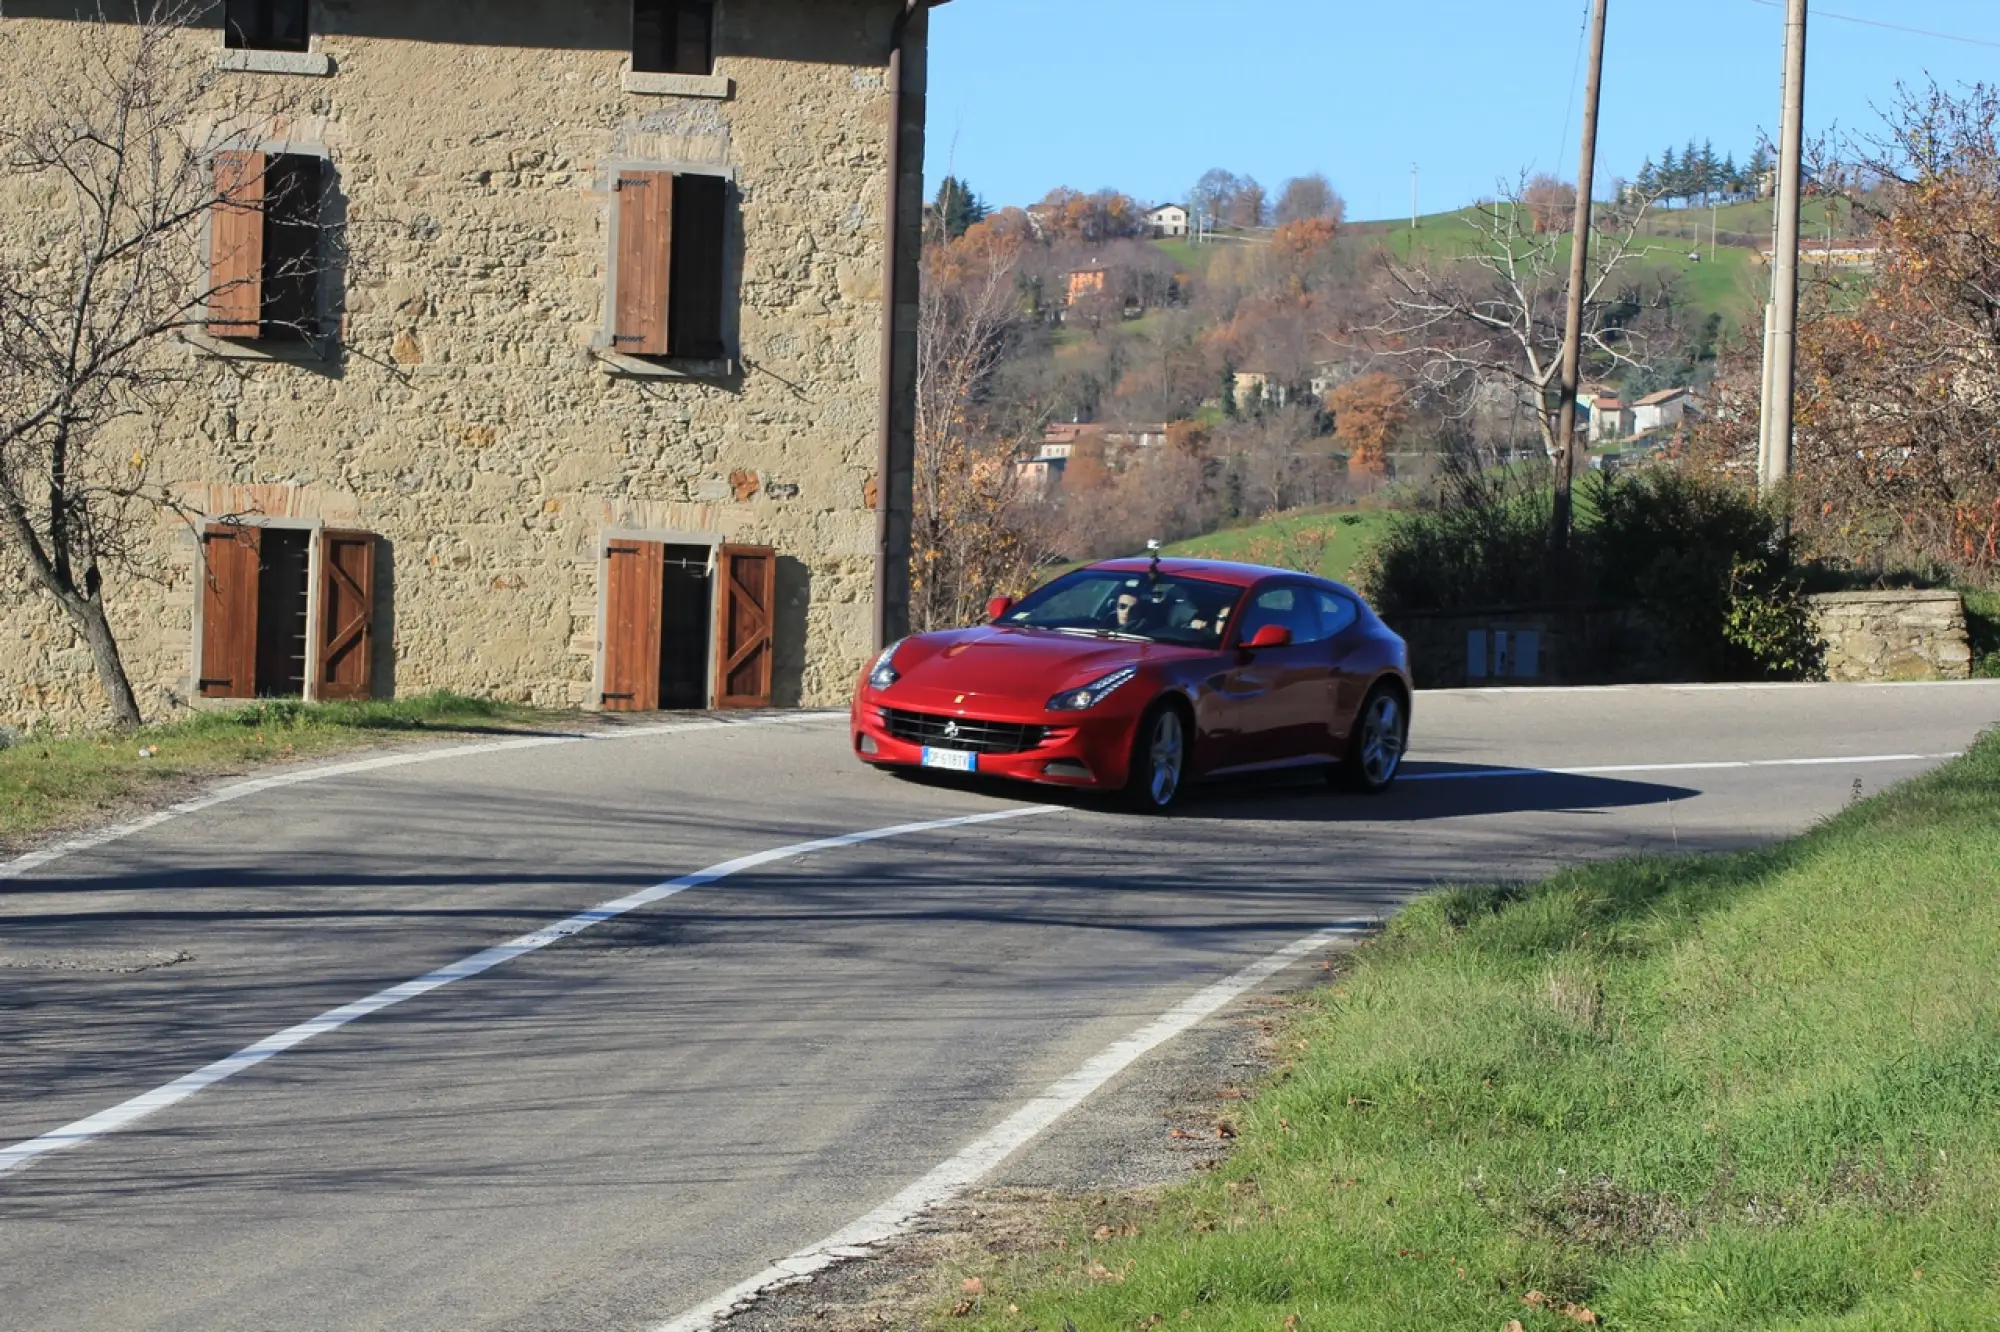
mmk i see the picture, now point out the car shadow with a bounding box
[893,762,1701,823]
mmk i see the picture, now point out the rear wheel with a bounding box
[1335,685,1407,795]
[1124,704,1188,813]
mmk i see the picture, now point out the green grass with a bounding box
[1965,588,2000,679]
[0,692,552,849]
[1166,508,1395,586]
[950,733,2000,1330]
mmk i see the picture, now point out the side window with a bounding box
[207,151,327,342]
[610,170,730,361]
[1238,586,1321,644]
[633,0,715,76]
[224,0,310,53]
[1316,589,1360,639]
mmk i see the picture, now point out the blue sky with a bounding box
[925,0,2000,220]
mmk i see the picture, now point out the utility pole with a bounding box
[1552,0,1608,558]
[1760,0,1808,495]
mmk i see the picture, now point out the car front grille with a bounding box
[882,708,1047,755]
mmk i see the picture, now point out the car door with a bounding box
[1206,582,1337,771]
[1316,588,1370,746]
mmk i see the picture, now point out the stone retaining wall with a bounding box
[1808,590,1972,682]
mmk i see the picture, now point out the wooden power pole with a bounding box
[1552,0,1608,556]
[1760,0,1808,494]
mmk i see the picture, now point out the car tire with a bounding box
[1124,702,1190,814]
[1335,684,1408,795]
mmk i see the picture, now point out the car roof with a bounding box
[1086,556,1340,591]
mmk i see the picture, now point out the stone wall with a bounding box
[0,0,908,729]
[1809,590,1972,682]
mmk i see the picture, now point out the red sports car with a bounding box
[850,556,1413,811]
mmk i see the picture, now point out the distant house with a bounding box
[1631,387,1689,435]
[1146,204,1189,238]
[1016,422,1166,493]
[1065,266,1109,306]
[1588,395,1633,443]
[1232,370,1289,409]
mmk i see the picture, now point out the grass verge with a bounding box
[0,692,553,850]
[954,734,2000,1330]
[1964,588,1999,679]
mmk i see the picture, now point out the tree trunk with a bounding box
[68,593,144,729]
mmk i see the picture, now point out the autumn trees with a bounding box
[1695,83,2000,582]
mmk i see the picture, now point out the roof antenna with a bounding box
[1146,538,1162,576]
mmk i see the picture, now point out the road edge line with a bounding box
[0,711,845,882]
[647,920,1380,1332]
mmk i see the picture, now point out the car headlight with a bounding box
[1047,666,1138,712]
[868,641,904,691]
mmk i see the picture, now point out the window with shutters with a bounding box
[633,0,714,76]
[224,0,310,52]
[606,168,731,367]
[206,150,328,343]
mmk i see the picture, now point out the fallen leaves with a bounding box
[1521,1292,1598,1324]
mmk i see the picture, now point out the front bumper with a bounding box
[849,693,1143,790]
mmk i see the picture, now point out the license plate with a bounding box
[921,747,978,773]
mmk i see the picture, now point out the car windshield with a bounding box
[999,569,1244,648]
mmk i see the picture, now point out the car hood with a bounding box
[881,627,1202,709]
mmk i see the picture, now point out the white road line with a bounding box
[647,921,1375,1332]
[1400,752,1959,782]
[0,711,844,882]
[0,801,1058,1180]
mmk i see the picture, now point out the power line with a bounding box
[1745,0,2000,52]
[1553,0,1591,178]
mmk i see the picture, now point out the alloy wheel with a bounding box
[1147,709,1185,807]
[1358,693,1405,788]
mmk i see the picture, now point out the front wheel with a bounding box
[1336,685,1408,795]
[1124,704,1189,813]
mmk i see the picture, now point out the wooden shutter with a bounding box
[316,530,376,701]
[670,173,728,360]
[208,150,266,339]
[198,525,261,698]
[713,544,775,709]
[613,171,673,357]
[602,539,665,711]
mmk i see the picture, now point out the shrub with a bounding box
[1360,462,1825,681]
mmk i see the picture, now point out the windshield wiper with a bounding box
[1052,626,1150,643]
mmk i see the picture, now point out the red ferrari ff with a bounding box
[850,556,1413,811]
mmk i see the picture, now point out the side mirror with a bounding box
[986,595,1016,622]
[1245,624,1293,650]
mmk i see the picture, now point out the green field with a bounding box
[951,733,2000,1330]
[1165,507,1393,586]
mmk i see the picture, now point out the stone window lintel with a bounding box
[621,66,733,99]
[217,49,333,78]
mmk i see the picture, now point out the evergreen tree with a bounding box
[1748,141,1774,197]
[1698,139,1721,206]
[1659,145,1681,207]
[1636,157,1659,199]
[1683,139,1703,205]
[932,176,987,240]
[1722,151,1740,200]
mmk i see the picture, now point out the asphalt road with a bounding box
[3,682,1997,1332]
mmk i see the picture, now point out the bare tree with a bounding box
[1362,179,1661,463]
[911,230,1056,630]
[0,3,307,726]
[1274,173,1346,228]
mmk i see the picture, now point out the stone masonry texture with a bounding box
[1808,590,1973,683]
[1,0,907,728]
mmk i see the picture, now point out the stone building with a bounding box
[0,0,941,727]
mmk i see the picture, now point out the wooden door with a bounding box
[603,539,665,711]
[198,524,260,699]
[713,544,775,709]
[316,530,377,701]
